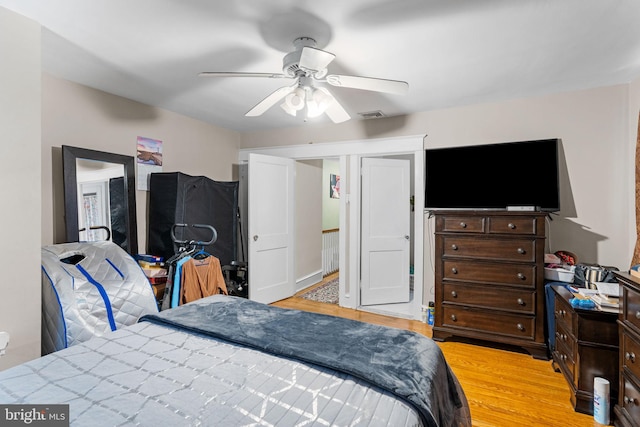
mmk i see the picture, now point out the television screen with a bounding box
[425,139,560,211]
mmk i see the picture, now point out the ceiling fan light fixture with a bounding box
[285,87,305,111]
[280,101,297,116]
[305,87,333,118]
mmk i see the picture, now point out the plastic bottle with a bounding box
[593,377,610,425]
[427,301,435,326]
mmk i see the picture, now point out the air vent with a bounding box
[358,110,385,119]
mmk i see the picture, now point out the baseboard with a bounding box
[296,270,323,292]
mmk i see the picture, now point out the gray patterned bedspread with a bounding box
[140,295,470,427]
[0,295,471,426]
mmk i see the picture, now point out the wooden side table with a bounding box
[551,285,618,415]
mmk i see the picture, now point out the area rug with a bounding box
[300,278,339,304]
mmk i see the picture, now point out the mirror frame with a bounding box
[62,145,138,254]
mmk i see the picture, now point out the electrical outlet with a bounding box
[0,331,10,356]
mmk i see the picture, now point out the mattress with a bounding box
[0,322,423,426]
[1,296,471,426]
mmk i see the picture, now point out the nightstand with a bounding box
[551,285,619,415]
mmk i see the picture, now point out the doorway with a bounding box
[238,135,425,320]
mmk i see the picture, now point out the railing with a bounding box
[322,228,339,276]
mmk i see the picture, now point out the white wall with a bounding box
[0,8,41,369]
[42,74,241,252]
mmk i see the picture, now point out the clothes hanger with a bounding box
[170,223,218,261]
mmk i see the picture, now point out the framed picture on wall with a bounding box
[330,174,340,199]
[136,136,163,191]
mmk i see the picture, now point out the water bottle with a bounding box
[593,377,610,425]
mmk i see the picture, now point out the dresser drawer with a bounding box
[441,306,535,339]
[555,321,575,361]
[554,296,575,334]
[442,260,536,287]
[622,332,640,381]
[443,283,535,313]
[553,348,575,384]
[442,236,536,262]
[624,285,640,332]
[488,216,539,235]
[620,375,640,423]
[440,216,485,233]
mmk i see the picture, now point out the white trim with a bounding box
[296,269,323,292]
[239,134,426,161]
[240,134,426,320]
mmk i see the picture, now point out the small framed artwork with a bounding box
[330,174,340,199]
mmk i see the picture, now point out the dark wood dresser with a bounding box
[614,272,640,426]
[432,211,548,359]
[551,285,618,415]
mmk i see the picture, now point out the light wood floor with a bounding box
[273,274,599,427]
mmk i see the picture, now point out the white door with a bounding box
[248,153,296,304]
[360,157,411,305]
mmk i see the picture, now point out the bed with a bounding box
[0,295,471,426]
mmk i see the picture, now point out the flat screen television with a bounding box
[425,138,560,212]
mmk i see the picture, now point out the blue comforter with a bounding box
[140,295,471,427]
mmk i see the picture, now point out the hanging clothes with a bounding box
[170,254,193,308]
[179,255,228,305]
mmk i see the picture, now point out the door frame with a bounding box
[238,134,425,319]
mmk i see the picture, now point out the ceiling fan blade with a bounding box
[299,47,336,73]
[319,89,350,123]
[199,71,290,79]
[245,85,295,117]
[325,74,408,95]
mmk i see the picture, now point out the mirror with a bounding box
[62,145,138,254]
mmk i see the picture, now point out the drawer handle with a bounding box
[508,223,516,229]
[562,354,567,361]
[517,273,525,280]
[451,267,458,274]
[450,314,457,321]
[516,323,525,331]
[459,222,467,228]
[636,311,640,320]
[624,396,638,406]
[626,352,636,363]
[451,244,458,251]
[517,298,525,306]
[517,248,525,255]
[451,291,458,298]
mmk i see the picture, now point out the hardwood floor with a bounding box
[273,276,598,426]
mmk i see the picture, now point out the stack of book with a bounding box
[570,282,620,313]
[134,254,167,282]
[590,293,619,313]
[592,282,619,313]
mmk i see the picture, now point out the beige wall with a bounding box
[295,160,323,290]
[0,8,41,369]
[42,74,241,253]
[242,85,634,270]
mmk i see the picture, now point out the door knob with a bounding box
[405,235,410,240]
[253,235,259,241]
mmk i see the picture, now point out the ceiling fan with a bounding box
[199,37,409,123]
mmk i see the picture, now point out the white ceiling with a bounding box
[2,0,640,132]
